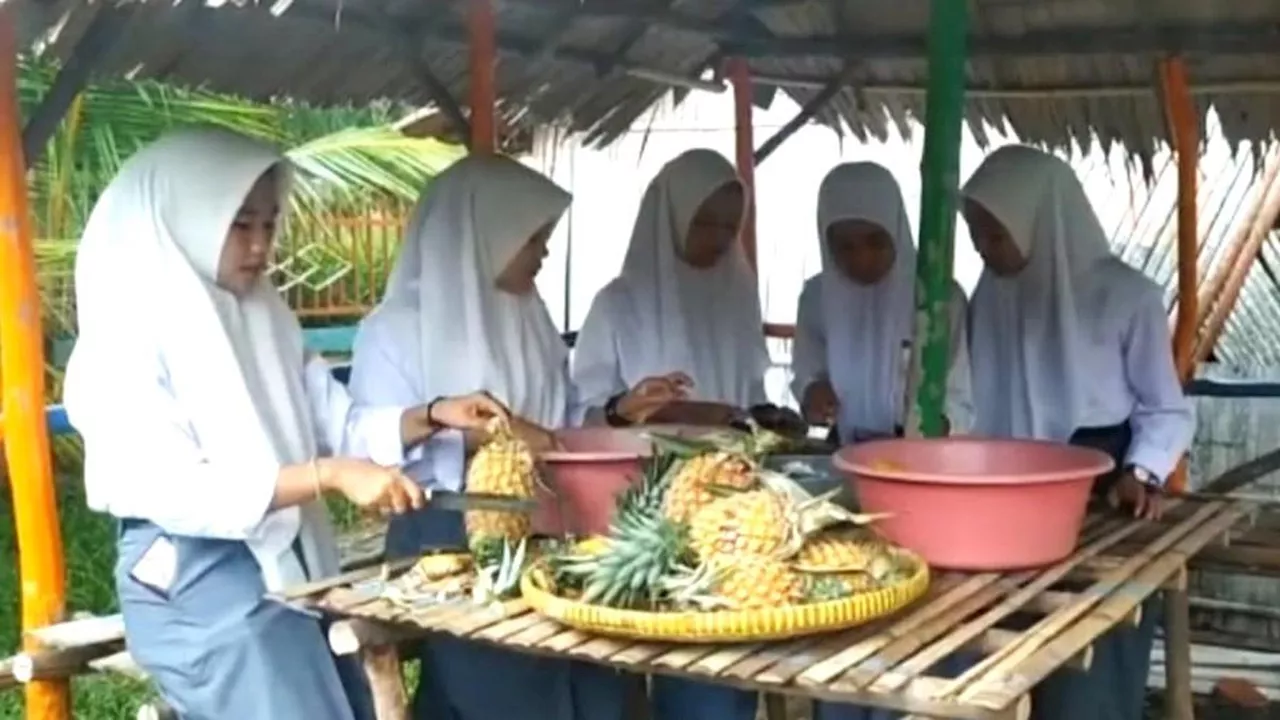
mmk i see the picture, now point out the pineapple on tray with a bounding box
[650,423,786,524]
[534,429,924,622]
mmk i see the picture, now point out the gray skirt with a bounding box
[116,519,367,720]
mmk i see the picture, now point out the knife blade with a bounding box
[424,489,539,514]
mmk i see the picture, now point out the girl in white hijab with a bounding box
[350,154,673,720]
[792,161,972,444]
[963,145,1193,720]
[573,147,776,720]
[791,161,972,720]
[62,128,506,720]
[574,148,784,437]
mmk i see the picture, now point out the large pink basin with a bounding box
[833,438,1115,571]
[534,426,722,536]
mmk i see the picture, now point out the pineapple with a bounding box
[553,478,693,609]
[688,489,791,561]
[794,530,887,573]
[664,452,756,524]
[465,418,539,554]
[711,556,804,609]
[650,426,787,524]
[687,473,881,564]
[793,529,914,594]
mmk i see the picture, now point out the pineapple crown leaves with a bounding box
[472,537,528,604]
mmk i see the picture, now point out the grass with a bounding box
[0,443,156,719]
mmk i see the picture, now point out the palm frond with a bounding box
[285,127,463,215]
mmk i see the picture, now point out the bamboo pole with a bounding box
[1158,56,1199,497]
[728,57,758,273]
[0,7,71,719]
[468,0,496,155]
[1192,168,1280,364]
[904,0,968,439]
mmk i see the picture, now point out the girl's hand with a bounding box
[802,379,838,425]
[321,458,425,516]
[402,392,511,445]
[431,392,510,431]
[617,372,693,423]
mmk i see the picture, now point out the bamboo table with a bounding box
[278,499,1250,720]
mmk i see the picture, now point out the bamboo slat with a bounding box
[286,500,1247,720]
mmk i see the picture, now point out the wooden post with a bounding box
[0,6,71,719]
[905,0,968,439]
[1158,56,1198,496]
[728,57,757,273]
[468,0,496,155]
[1163,575,1195,720]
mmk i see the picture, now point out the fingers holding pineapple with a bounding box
[400,391,513,446]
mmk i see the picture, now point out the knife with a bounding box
[423,489,538,514]
[400,457,539,514]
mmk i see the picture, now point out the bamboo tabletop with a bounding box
[285,499,1249,720]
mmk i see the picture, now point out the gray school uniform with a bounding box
[117,519,372,720]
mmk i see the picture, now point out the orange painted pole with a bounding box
[728,58,757,272]
[467,0,496,155]
[1158,57,1198,495]
[0,7,71,719]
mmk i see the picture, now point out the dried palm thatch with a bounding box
[15,0,1280,170]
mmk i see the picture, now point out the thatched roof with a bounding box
[17,0,1280,165]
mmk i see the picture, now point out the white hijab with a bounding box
[964,145,1115,441]
[62,128,340,592]
[817,162,917,437]
[608,149,769,407]
[362,155,571,427]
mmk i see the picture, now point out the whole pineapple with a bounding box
[794,530,886,573]
[664,452,756,524]
[465,418,538,554]
[711,556,804,609]
[650,428,787,524]
[688,489,792,561]
[553,458,692,609]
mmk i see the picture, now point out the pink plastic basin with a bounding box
[833,438,1115,571]
[534,425,721,536]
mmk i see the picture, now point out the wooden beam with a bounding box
[396,32,470,142]
[21,5,132,167]
[1157,56,1198,497]
[753,63,857,166]
[467,0,496,155]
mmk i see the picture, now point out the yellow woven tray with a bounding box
[519,551,930,643]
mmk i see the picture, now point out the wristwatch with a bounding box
[604,393,631,428]
[1126,464,1159,489]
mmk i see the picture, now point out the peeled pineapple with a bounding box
[465,419,538,554]
[712,556,804,609]
[663,452,756,524]
[688,489,790,561]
